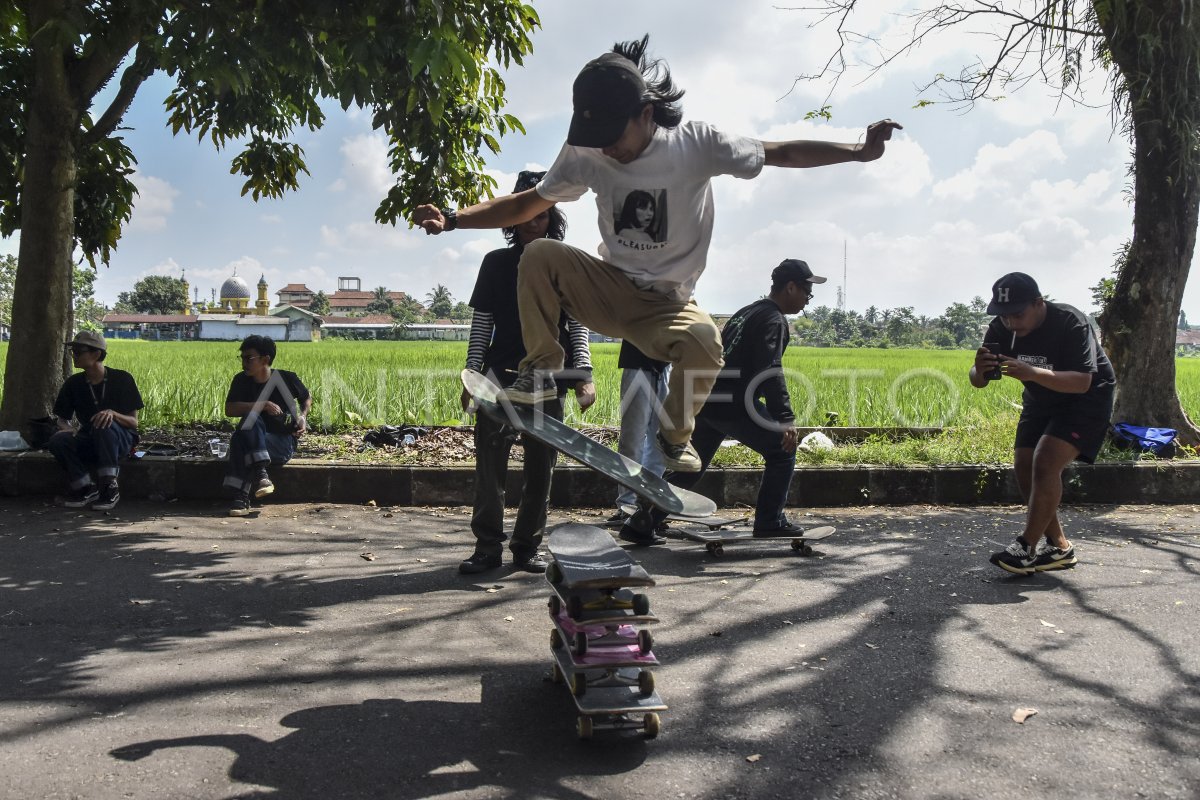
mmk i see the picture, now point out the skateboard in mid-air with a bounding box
[462,369,716,518]
[681,524,837,557]
[545,525,666,739]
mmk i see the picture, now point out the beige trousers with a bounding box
[517,239,724,444]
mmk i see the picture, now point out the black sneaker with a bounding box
[62,485,100,508]
[752,520,806,538]
[93,483,120,511]
[990,537,1038,575]
[498,367,557,404]
[1033,541,1078,572]
[458,551,503,574]
[512,552,549,573]
[228,492,252,517]
[618,524,666,547]
[655,432,701,472]
[253,469,275,498]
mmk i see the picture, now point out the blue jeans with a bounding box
[223,416,296,493]
[651,402,797,530]
[48,426,136,489]
[615,366,670,508]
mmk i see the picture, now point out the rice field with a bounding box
[5,340,1199,435]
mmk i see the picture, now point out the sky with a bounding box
[7,1,1174,319]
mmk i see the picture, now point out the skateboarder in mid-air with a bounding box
[971,272,1117,575]
[620,259,821,546]
[414,34,900,474]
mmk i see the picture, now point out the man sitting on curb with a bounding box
[223,335,311,517]
[620,259,818,545]
[971,272,1116,575]
[48,331,143,511]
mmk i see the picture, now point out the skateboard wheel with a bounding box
[577,716,593,740]
[710,543,725,557]
[547,561,563,584]
[550,628,563,650]
[548,595,562,617]
[550,663,564,684]
[574,631,588,656]
[632,593,650,616]
[791,539,802,551]
[800,544,813,556]
[567,595,584,620]
[643,712,660,739]
[637,670,655,696]
[637,629,653,655]
[571,672,587,697]
[705,542,719,555]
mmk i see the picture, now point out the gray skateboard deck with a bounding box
[549,645,666,739]
[463,369,716,517]
[681,525,837,556]
[546,524,655,590]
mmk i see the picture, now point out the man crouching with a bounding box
[223,335,311,516]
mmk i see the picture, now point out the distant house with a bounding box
[276,283,314,309]
[271,305,321,341]
[197,314,288,341]
[104,313,199,340]
[1177,328,1200,352]
[399,321,471,341]
[327,276,415,314]
[319,314,396,339]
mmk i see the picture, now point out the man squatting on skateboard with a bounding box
[414,34,900,473]
[459,170,596,575]
[620,259,822,546]
[970,272,1116,575]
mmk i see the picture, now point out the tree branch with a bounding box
[83,41,158,145]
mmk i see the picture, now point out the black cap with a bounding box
[772,258,827,287]
[512,170,545,193]
[987,272,1041,315]
[567,53,646,148]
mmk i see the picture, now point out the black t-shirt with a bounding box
[706,298,794,423]
[617,340,668,375]
[982,302,1116,416]
[226,369,310,433]
[469,246,574,380]
[53,367,144,433]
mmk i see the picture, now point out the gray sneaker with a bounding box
[655,433,701,472]
[498,367,557,404]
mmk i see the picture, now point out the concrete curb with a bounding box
[2,450,1198,506]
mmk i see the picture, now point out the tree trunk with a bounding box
[1099,1,1200,445]
[0,26,79,433]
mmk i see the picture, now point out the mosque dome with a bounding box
[220,275,251,299]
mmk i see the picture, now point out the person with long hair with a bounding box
[458,171,595,574]
[415,34,899,494]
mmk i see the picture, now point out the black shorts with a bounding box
[1015,406,1111,464]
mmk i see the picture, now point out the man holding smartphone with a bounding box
[970,272,1116,575]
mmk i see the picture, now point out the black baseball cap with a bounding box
[987,272,1041,315]
[567,53,647,148]
[512,170,545,193]
[772,258,827,287]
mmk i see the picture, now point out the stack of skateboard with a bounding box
[545,524,666,740]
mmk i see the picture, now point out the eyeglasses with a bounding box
[66,345,95,355]
[239,354,262,362]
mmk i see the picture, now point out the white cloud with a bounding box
[933,131,1066,201]
[127,172,179,232]
[332,133,394,196]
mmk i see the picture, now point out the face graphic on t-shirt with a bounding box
[612,188,668,249]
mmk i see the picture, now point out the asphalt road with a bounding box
[1,498,1197,799]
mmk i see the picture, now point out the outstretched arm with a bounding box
[763,119,901,168]
[412,188,555,235]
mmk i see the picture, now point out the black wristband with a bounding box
[441,208,458,232]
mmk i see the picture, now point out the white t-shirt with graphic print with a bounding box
[536,121,765,301]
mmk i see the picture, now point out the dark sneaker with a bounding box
[990,537,1038,575]
[458,551,503,574]
[62,486,100,508]
[253,469,275,499]
[228,492,252,517]
[753,520,807,538]
[498,367,557,404]
[1034,542,1077,572]
[655,433,701,473]
[618,524,666,547]
[93,483,120,511]
[512,552,549,573]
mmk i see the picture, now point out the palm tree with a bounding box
[425,284,454,318]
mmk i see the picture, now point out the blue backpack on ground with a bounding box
[1110,423,1178,456]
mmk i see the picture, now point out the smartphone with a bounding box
[982,343,1003,381]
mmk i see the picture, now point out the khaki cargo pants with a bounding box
[517,239,724,445]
